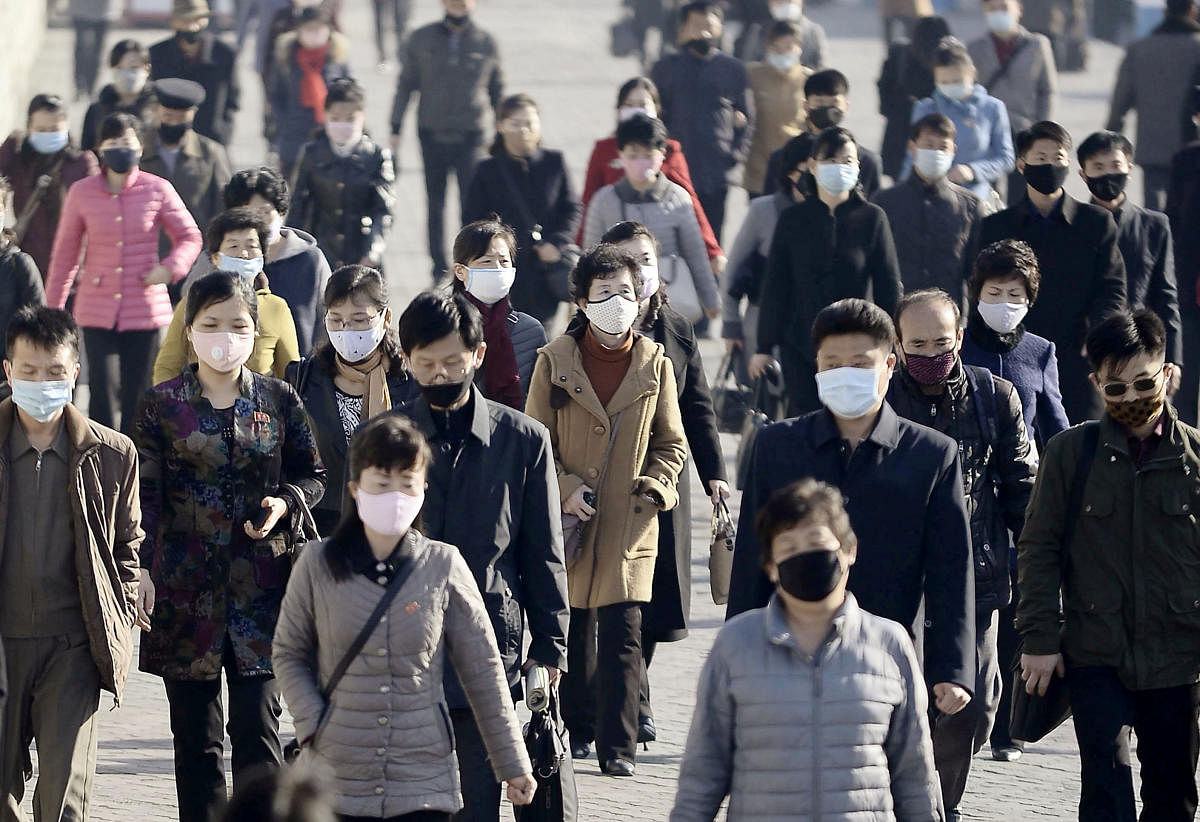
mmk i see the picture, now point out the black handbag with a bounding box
[711,351,753,435]
[735,365,781,491]
[514,689,577,822]
[254,482,320,560]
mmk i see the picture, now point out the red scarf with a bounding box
[295,44,330,124]
[466,292,523,410]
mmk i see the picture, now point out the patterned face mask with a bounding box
[1105,385,1166,429]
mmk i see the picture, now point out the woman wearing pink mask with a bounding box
[133,270,326,820]
[273,413,538,820]
[583,114,720,326]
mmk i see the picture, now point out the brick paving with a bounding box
[15,0,1180,818]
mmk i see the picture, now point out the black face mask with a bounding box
[158,121,192,145]
[418,374,472,409]
[776,550,844,602]
[177,29,202,44]
[685,37,714,56]
[1023,162,1069,195]
[445,12,469,26]
[1085,171,1129,202]
[808,106,845,131]
[101,147,139,174]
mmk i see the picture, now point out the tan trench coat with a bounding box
[526,332,687,610]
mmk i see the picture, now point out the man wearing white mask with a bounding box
[875,113,986,310]
[747,0,827,69]
[0,306,145,819]
[728,298,977,742]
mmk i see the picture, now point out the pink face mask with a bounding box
[621,155,663,183]
[189,330,255,374]
[325,120,362,146]
[355,489,425,537]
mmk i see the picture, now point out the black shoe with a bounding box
[570,741,591,759]
[637,717,657,745]
[601,758,636,777]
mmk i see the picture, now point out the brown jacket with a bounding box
[526,331,687,609]
[0,400,143,698]
[746,61,811,196]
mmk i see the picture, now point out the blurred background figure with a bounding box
[69,0,121,100]
[81,39,155,154]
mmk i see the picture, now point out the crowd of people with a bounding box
[5,0,1200,819]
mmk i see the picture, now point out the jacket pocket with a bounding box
[1063,588,1124,665]
[1168,590,1200,636]
[436,702,457,755]
[623,496,660,560]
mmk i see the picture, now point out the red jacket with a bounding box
[46,168,202,331]
[578,136,723,260]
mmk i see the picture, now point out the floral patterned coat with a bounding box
[135,365,326,680]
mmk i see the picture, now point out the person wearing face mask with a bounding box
[444,220,545,409]
[650,2,755,244]
[526,245,686,777]
[389,292,567,819]
[578,77,724,277]
[1167,86,1200,426]
[0,306,143,822]
[903,37,1014,203]
[134,271,326,822]
[273,414,538,821]
[140,79,233,304]
[743,22,811,198]
[728,299,977,736]
[0,178,44,364]
[149,0,241,147]
[885,290,1036,819]
[583,114,720,326]
[739,0,827,68]
[81,39,156,154]
[0,94,99,277]
[752,127,902,415]
[1018,309,1200,822]
[877,15,950,181]
[46,113,204,434]
[153,208,299,386]
[289,78,395,273]
[980,120,1128,422]
[463,95,582,324]
[673,480,941,821]
[875,113,985,306]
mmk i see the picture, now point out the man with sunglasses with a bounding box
[1018,308,1200,821]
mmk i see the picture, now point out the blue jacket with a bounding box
[903,84,1014,201]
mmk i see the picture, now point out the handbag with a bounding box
[708,498,736,605]
[735,365,781,491]
[284,538,419,763]
[560,410,626,567]
[711,350,753,434]
[618,199,704,323]
[514,688,578,822]
[1008,422,1099,743]
[254,481,321,559]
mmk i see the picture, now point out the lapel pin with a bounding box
[253,411,270,424]
[405,601,420,614]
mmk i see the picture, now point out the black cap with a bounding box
[153,78,206,110]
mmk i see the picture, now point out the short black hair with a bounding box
[1167,0,1195,17]
[325,77,364,110]
[221,764,337,822]
[912,16,952,63]
[27,93,67,123]
[777,134,812,188]
[1077,130,1135,166]
[765,19,802,44]
[911,112,956,142]
[98,112,142,145]
[397,291,484,354]
[569,244,644,304]
[679,1,724,23]
[184,269,259,328]
[1086,309,1167,374]
[894,288,962,340]
[224,166,290,216]
[754,479,857,570]
[809,126,857,162]
[5,306,80,361]
[970,239,1041,306]
[206,207,269,256]
[108,39,149,69]
[616,76,662,112]
[1016,120,1073,157]
[811,298,896,352]
[600,220,660,254]
[615,113,668,152]
[931,36,973,70]
[315,265,404,376]
[804,69,848,98]
[451,217,517,287]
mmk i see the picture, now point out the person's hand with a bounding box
[710,254,727,278]
[506,773,537,806]
[535,243,562,264]
[708,479,731,506]
[389,134,401,157]
[704,305,721,320]
[1020,652,1065,696]
[1169,363,1183,395]
[143,264,173,286]
[724,337,743,353]
[948,164,975,184]
[243,496,289,540]
[932,682,971,715]
[562,485,596,521]
[135,568,154,631]
[748,353,775,380]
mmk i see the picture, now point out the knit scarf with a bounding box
[334,347,392,422]
[466,292,523,410]
[295,45,330,124]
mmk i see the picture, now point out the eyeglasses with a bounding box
[326,314,381,332]
[1100,363,1166,398]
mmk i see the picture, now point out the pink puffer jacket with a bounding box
[46,168,202,331]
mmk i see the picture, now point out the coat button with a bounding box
[377,716,388,725]
[376,747,386,756]
[634,505,643,514]
[92,277,100,285]
[574,387,582,393]
[379,684,390,693]
[376,648,387,656]
[924,619,932,628]
[1084,504,1092,512]
[1184,504,1191,512]
[114,215,122,221]
[376,575,388,585]
[115,266,123,273]
[115,240,123,247]
[113,293,122,300]
[587,468,598,478]
[594,425,605,434]
[375,786,385,795]
[558,375,566,382]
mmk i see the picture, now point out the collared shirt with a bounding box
[0,420,82,637]
[1125,414,1166,468]
[349,531,417,587]
[1021,190,1068,244]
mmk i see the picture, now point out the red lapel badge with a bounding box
[405,601,420,615]
[253,411,270,424]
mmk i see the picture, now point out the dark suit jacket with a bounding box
[1110,200,1182,366]
[149,33,240,145]
[140,129,232,262]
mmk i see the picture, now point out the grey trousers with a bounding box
[1,634,101,822]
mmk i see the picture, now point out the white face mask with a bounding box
[914,148,955,180]
[464,267,516,305]
[766,52,799,72]
[583,294,640,336]
[815,162,859,194]
[770,2,803,20]
[266,214,284,246]
[217,253,265,280]
[985,10,1016,31]
[328,317,388,364]
[618,106,653,122]
[977,301,1028,334]
[639,265,660,300]
[937,82,975,101]
[815,366,882,419]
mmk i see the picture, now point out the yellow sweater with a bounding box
[151,289,301,386]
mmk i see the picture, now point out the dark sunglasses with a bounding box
[1100,363,1166,398]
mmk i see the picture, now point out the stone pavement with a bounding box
[15,0,1171,818]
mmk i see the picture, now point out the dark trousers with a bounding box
[696,185,729,246]
[1066,666,1200,822]
[638,636,659,723]
[163,641,283,822]
[450,708,501,822]
[990,565,1023,750]
[373,0,412,63]
[82,327,160,434]
[418,130,483,280]
[561,603,642,765]
[72,19,109,97]
[1144,165,1172,213]
[341,814,451,822]
[933,611,1002,813]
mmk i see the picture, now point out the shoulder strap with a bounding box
[1060,422,1100,572]
[965,366,999,446]
[982,35,1033,91]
